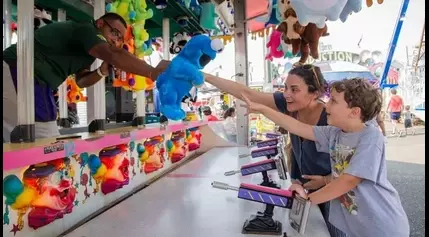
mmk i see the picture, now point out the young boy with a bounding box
[242,78,409,237]
[401,105,415,136]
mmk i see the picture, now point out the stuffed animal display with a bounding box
[170,32,192,54]
[156,35,224,120]
[265,29,284,61]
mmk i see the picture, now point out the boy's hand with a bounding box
[241,93,268,115]
[302,175,327,190]
[289,183,308,199]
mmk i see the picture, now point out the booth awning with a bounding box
[246,0,269,33]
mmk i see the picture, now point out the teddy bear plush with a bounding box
[156,35,224,120]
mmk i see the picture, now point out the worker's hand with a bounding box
[289,183,308,199]
[241,93,268,115]
[302,175,327,190]
[99,61,110,76]
[151,60,170,81]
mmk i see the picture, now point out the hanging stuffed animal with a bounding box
[289,0,348,28]
[199,1,219,31]
[339,0,363,22]
[293,22,329,66]
[265,29,284,61]
[366,0,384,8]
[170,32,191,54]
[264,0,280,27]
[156,35,224,120]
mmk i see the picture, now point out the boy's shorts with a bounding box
[404,118,412,128]
[391,112,401,120]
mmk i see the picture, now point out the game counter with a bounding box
[62,147,330,237]
[3,120,234,237]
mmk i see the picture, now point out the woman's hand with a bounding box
[302,175,328,190]
[289,183,308,199]
[241,93,269,114]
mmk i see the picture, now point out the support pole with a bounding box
[133,90,146,127]
[11,0,35,143]
[159,18,171,127]
[87,0,106,133]
[234,0,249,146]
[57,9,71,128]
[162,18,170,60]
[3,0,12,50]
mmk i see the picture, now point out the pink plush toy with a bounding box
[265,30,284,61]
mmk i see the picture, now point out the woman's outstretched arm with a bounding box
[204,73,279,111]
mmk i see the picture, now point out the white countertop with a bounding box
[64,147,330,237]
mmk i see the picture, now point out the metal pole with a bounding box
[234,0,250,146]
[379,0,409,88]
[11,0,35,143]
[87,0,106,133]
[162,18,170,60]
[57,9,71,128]
[414,20,425,73]
[3,0,12,50]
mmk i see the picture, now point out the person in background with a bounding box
[387,88,404,135]
[223,107,237,142]
[401,105,415,136]
[3,12,168,142]
[202,106,219,121]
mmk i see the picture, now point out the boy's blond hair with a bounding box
[330,78,382,122]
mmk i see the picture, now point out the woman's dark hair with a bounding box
[288,65,327,95]
[223,107,235,119]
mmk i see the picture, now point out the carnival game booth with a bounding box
[3,0,403,236]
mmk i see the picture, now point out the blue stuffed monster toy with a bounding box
[156,34,224,120]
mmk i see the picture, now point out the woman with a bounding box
[205,65,346,237]
[223,107,237,142]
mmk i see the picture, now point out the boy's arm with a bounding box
[260,106,315,140]
[308,130,384,204]
[307,174,362,205]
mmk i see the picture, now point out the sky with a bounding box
[204,0,425,81]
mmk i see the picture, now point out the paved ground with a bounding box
[385,132,425,237]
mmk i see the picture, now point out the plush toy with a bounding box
[66,75,87,103]
[190,0,202,16]
[133,0,154,57]
[366,0,384,8]
[265,29,284,61]
[170,32,191,54]
[279,38,295,58]
[339,0,362,22]
[289,0,348,28]
[154,0,168,9]
[156,35,224,120]
[177,0,191,8]
[292,23,329,66]
[215,0,234,29]
[277,6,301,41]
[199,2,219,31]
[264,0,281,27]
[277,0,288,21]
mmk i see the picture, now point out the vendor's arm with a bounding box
[74,23,164,84]
[75,62,109,88]
[204,73,279,110]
